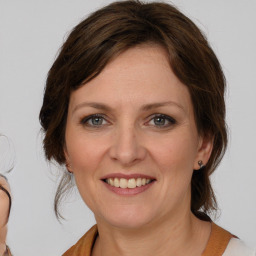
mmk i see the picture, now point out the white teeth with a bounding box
[128,178,136,188]
[136,178,142,187]
[114,178,119,187]
[120,178,128,188]
[109,178,114,186]
[105,177,153,188]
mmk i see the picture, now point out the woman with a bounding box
[0,174,12,256]
[39,1,255,255]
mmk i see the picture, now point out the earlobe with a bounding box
[64,148,73,173]
[194,134,214,170]
[65,162,72,173]
[197,160,205,170]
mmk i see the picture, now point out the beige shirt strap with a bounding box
[202,223,233,256]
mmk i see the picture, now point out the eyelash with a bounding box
[80,114,108,127]
[146,114,176,128]
[80,113,176,129]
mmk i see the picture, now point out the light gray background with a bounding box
[0,0,255,255]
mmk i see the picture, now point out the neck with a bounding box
[0,225,7,243]
[0,243,6,256]
[93,210,211,256]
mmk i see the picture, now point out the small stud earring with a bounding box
[198,160,204,170]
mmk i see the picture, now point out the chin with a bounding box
[96,206,156,230]
[107,217,152,230]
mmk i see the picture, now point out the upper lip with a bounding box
[101,173,156,180]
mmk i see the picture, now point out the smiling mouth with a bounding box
[103,177,154,189]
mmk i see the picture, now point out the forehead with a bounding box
[69,45,193,115]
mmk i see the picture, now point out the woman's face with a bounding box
[0,177,10,228]
[65,45,212,229]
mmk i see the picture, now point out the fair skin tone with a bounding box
[65,45,213,256]
[0,176,10,255]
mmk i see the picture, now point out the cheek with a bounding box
[149,130,198,199]
[65,133,107,210]
[65,129,107,173]
[0,194,9,226]
[151,134,197,205]
[150,131,198,173]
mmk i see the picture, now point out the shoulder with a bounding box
[223,237,256,256]
[62,225,98,256]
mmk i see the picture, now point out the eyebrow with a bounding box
[72,102,113,114]
[72,101,185,114]
[141,101,185,112]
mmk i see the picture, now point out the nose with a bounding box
[108,124,147,166]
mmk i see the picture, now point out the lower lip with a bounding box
[102,180,155,196]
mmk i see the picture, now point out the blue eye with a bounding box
[81,114,107,127]
[148,114,176,128]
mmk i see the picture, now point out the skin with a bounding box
[0,176,10,255]
[65,45,213,256]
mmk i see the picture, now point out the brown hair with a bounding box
[39,0,227,219]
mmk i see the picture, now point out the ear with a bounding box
[193,133,214,170]
[64,146,72,173]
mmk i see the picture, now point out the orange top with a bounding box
[63,226,98,256]
[202,223,234,256]
[63,223,234,256]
